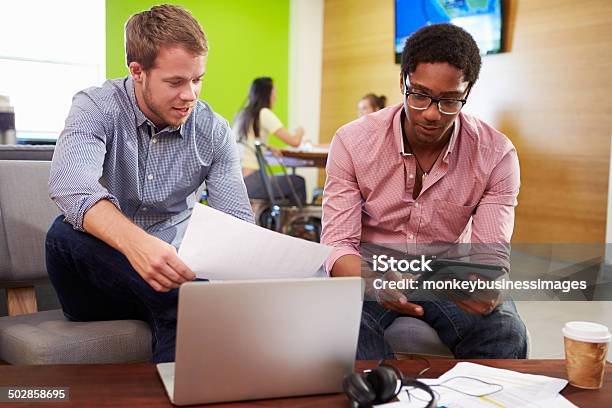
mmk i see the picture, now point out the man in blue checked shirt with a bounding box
[46,4,254,363]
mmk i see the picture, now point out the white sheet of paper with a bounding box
[285,146,330,154]
[392,362,577,408]
[392,392,577,408]
[178,204,332,280]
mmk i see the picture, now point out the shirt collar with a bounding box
[396,107,460,163]
[125,76,184,138]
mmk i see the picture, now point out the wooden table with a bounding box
[279,149,328,169]
[0,359,610,407]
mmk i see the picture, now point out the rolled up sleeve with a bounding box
[321,132,363,273]
[206,117,255,224]
[49,91,120,231]
[470,147,520,268]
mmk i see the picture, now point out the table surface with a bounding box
[278,147,328,169]
[0,359,610,407]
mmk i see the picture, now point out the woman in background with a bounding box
[357,93,386,117]
[233,77,306,205]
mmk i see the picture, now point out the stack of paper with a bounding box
[378,362,576,408]
[285,145,330,154]
[178,204,332,280]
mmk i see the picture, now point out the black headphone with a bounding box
[343,363,437,408]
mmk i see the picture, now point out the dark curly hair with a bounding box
[400,23,481,85]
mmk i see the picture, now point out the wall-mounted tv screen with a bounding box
[395,0,503,63]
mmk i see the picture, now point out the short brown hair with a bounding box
[125,4,208,70]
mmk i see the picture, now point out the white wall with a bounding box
[0,0,106,141]
[288,0,324,199]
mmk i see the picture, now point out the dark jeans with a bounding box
[45,215,179,363]
[244,172,307,206]
[358,299,527,359]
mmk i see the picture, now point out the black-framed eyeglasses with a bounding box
[403,74,470,115]
[405,91,468,115]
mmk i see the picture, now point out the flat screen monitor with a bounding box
[395,0,503,63]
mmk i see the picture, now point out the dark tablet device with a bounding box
[411,259,508,301]
[425,259,508,281]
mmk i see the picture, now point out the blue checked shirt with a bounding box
[50,76,254,248]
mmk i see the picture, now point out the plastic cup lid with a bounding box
[562,321,612,343]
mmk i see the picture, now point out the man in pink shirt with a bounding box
[322,24,527,359]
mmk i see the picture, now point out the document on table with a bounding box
[285,145,329,154]
[178,204,332,280]
[376,362,577,408]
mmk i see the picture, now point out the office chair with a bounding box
[252,141,323,242]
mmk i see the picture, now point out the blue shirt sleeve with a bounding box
[49,90,121,231]
[206,115,255,224]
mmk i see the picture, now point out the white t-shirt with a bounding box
[234,107,283,170]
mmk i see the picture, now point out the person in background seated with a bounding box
[357,93,387,117]
[322,23,527,360]
[233,77,307,206]
[46,5,254,364]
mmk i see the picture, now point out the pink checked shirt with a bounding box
[321,103,520,273]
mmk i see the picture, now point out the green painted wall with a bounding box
[106,0,290,138]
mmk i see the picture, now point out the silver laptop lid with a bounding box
[172,277,363,406]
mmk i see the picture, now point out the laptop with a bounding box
[157,277,363,405]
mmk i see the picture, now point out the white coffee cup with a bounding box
[562,321,611,389]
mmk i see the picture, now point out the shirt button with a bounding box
[409,234,414,240]
[414,202,419,208]
[142,207,148,211]
[152,138,157,144]
[409,174,415,179]
[148,174,154,180]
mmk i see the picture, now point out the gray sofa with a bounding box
[0,150,453,364]
[0,158,151,364]
[0,144,55,161]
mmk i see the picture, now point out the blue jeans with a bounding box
[357,299,527,359]
[45,215,182,363]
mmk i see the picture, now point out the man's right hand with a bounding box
[331,254,424,316]
[123,233,196,292]
[374,272,424,316]
[377,288,424,316]
[82,200,196,292]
